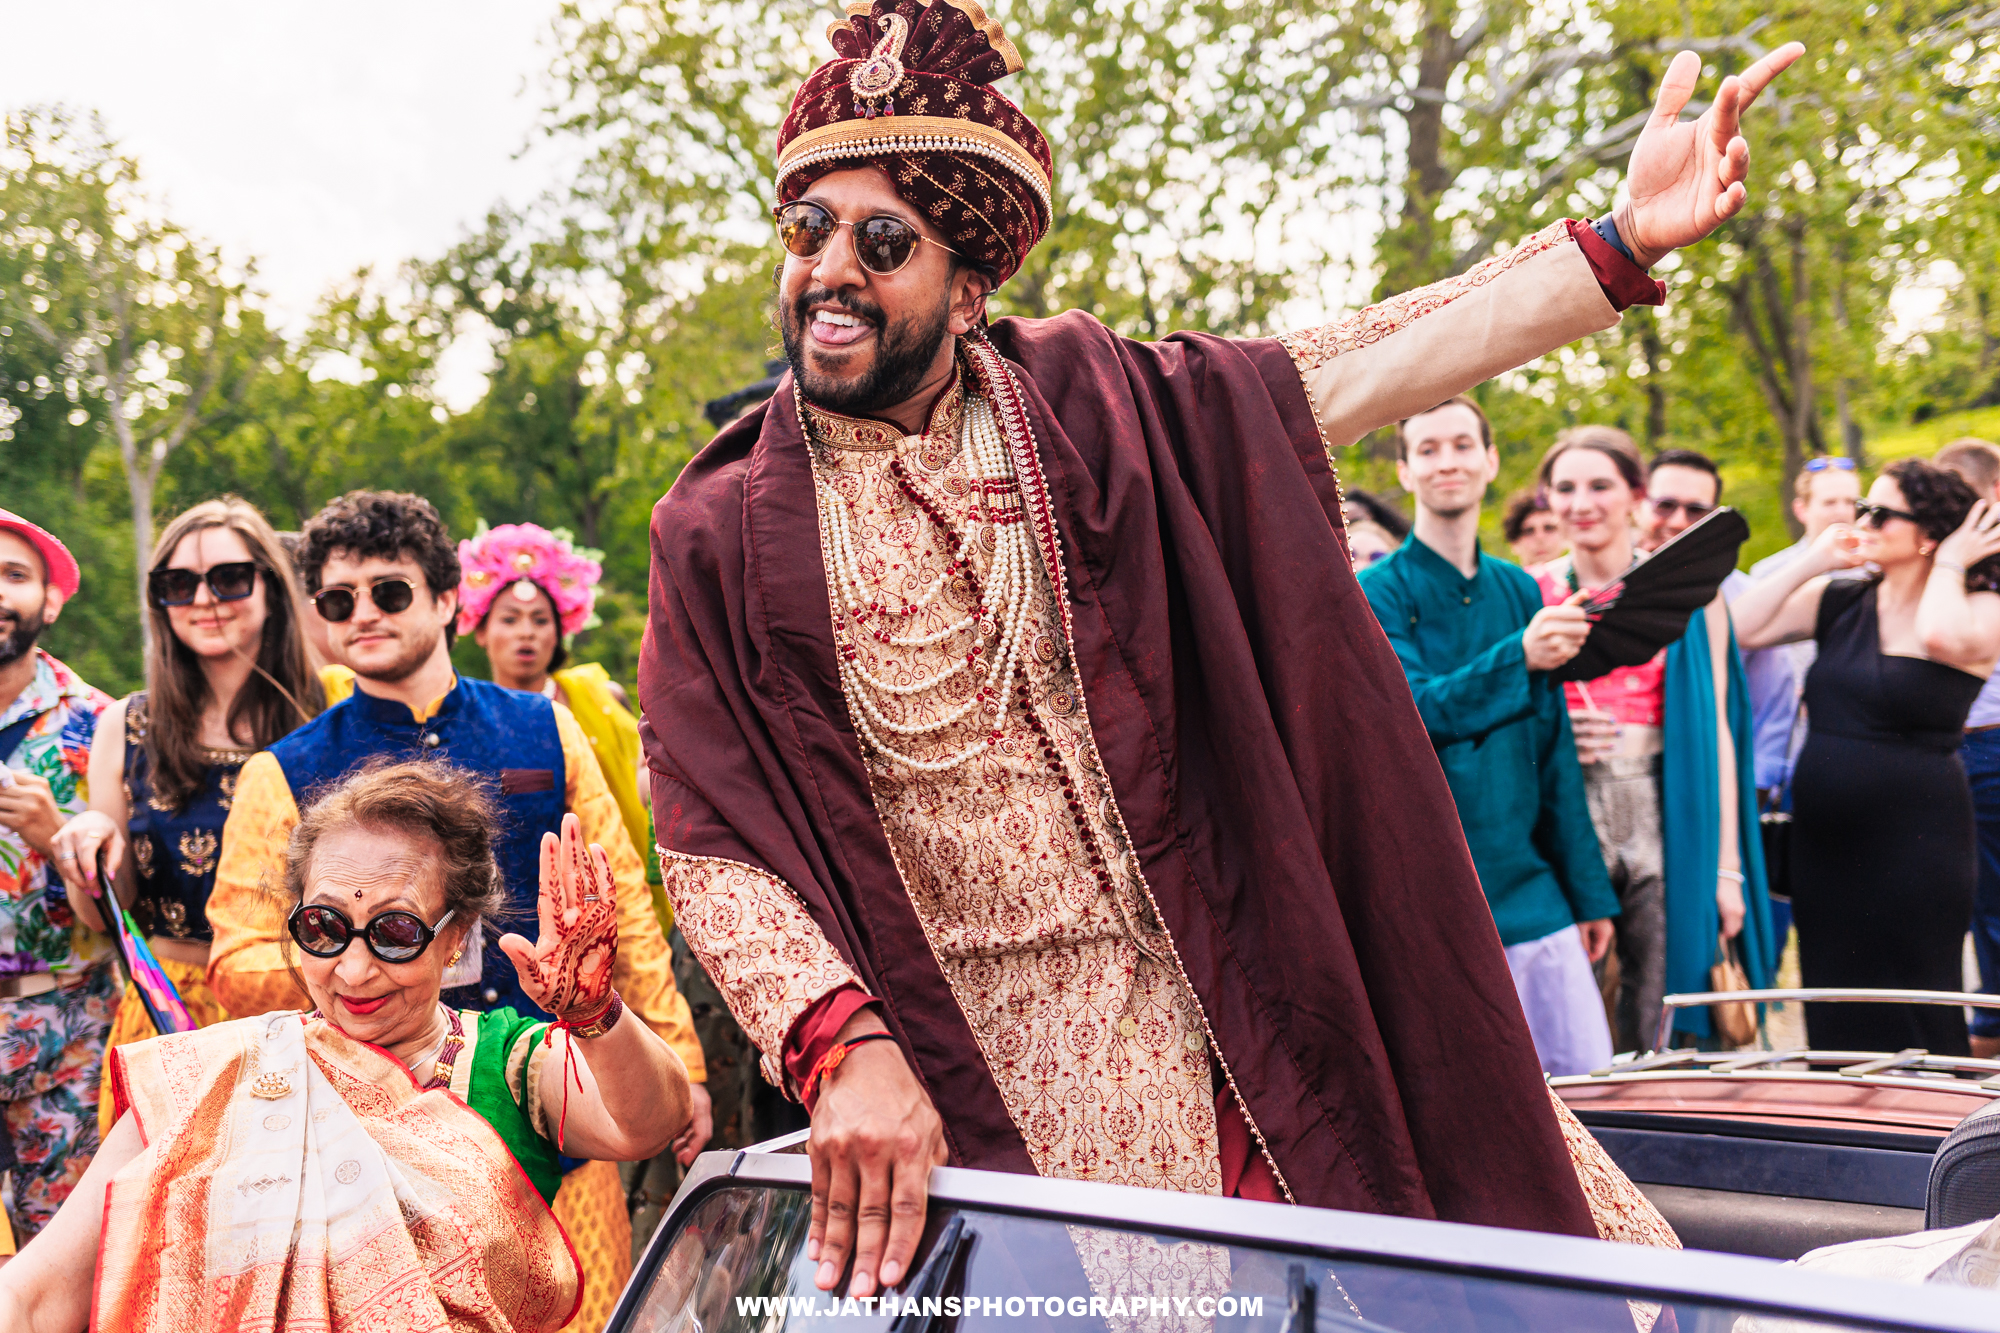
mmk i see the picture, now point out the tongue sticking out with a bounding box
[812,313,875,347]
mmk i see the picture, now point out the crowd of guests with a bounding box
[0,491,710,1330]
[1,429,1997,1312]
[1358,415,2000,1075]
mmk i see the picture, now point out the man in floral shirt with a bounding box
[0,511,112,1242]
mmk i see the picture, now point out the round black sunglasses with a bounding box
[288,903,455,964]
[311,577,418,623]
[774,201,962,275]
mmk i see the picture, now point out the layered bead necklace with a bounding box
[809,382,1042,773]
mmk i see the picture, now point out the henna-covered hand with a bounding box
[499,812,619,1024]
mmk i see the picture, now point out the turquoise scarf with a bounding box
[1661,606,1777,1040]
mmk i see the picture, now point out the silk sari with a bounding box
[99,1011,580,1333]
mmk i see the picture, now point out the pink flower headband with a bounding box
[456,522,603,639]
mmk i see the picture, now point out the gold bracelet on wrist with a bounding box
[567,992,624,1040]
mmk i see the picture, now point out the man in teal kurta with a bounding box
[1359,397,1621,1074]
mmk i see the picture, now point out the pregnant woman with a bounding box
[1733,459,2000,1053]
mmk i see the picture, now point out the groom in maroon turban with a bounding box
[641,0,1801,1299]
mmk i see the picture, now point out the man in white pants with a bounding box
[1359,399,1619,1075]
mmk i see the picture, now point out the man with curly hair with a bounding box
[205,490,708,1332]
[0,511,112,1247]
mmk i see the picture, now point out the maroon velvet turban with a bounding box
[774,0,1054,282]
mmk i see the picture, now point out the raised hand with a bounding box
[1617,43,1805,268]
[499,812,618,1024]
[1937,499,2000,574]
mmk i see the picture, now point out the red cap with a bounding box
[0,510,81,598]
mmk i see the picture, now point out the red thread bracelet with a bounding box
[802,1031,898,1107]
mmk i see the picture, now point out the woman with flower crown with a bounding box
[457,524,716,1232]
[456,525,659,933]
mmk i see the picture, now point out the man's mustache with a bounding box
[792,288,885,328]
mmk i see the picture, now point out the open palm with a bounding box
[498,812,619,1023]
[1618,43,1805,268]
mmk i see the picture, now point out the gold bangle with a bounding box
[567,992,624,1041]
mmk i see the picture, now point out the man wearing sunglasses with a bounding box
[203,491,710,1306]
[0,511,115,1246]
[642,0,1800,1293]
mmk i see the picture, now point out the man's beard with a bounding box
[357,627,442,685]
[0,599,46,667]
[781,286,953,417]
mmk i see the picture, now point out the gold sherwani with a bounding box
[663,223,1639,1212]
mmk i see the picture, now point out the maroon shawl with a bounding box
[638,311,1595,1237]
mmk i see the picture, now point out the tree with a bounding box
[0,107,265,642]
[1585,2,1999,528]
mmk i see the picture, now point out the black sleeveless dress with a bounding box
[1791,579,1983,1054]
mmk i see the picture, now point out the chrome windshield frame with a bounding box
[610,1148,2000,1333]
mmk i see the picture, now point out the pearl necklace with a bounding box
[810,387,1040,773]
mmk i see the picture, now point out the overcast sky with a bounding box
[3,0,564,351]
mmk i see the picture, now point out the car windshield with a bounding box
[622,1184,1910,1333]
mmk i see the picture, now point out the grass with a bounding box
[1867,406,2000,461]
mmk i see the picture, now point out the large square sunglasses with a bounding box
[1854,500,1919,529]
[311,577,418,622]
[148,561,261,608]
[775,201,963,276]
[288,903,455,964]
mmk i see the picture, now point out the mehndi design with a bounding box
[501,812,619,1025]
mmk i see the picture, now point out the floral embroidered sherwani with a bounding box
[658,222,1675,1240]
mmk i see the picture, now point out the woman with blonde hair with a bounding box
[50,496,323,1127]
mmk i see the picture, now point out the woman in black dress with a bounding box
[1733,459,2000,1054]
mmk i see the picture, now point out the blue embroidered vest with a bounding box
[267,676,566,1020]
[122,692,248,943]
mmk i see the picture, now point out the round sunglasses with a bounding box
[288,903,455,964]
[148,561,261,608]
[311,577,418,623]
[775,201,962,275]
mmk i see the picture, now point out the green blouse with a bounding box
[460,1007,564,1205]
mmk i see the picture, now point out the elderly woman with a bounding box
[0,761,691,1332]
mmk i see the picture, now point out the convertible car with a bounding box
[1555,988,2000,1259]
[608,989,2000,1333]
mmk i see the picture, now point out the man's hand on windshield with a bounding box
[807,1012,946,1298]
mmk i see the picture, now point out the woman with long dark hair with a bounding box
[49,497,323,1118]
[1734,459,2000,1053]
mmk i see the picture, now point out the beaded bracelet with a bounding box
[802,1031,899,1107]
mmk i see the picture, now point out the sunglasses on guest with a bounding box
[148,561,261,608]
[288,903,455,964]
[1854,500,1919,529]
[311,577,419,623]
[775,201,963,275]
[1648,497,1714,520]
[1804,457,1858,473]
